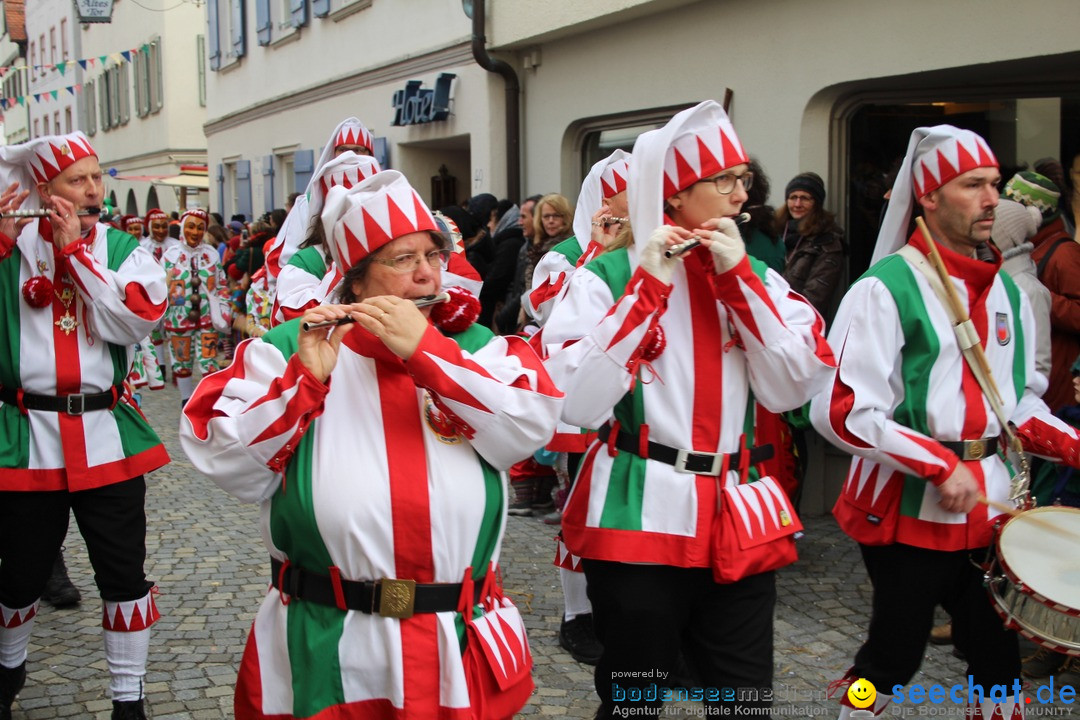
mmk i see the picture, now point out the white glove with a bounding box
[639,226,680,284]
[705,217,746,273]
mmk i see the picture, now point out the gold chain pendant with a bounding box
[55,311,79,335]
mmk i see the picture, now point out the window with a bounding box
[61,20,69,61]
[53,111,60,134]
[49,28,56,65]
[64,108,72,133]
[29,42,34,80]
[134,38,163,117]
[32,118,38,138]
[39,35,44,67]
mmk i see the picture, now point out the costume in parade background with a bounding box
[810,125,1080,720]
[541,101,835,715]
[161,209,231,403]
[139,208,180,372]
[269,119,376,324]
[0,132,168,711]
[180,171,561,719]
[527,150,630,326]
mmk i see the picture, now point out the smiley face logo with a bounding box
[847,678,876,709]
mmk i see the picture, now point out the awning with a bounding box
[112,174,172,183]
[152,174,210,190]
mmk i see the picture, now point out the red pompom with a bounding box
[22,276,53,308]
[431,286,481,333]
[640,324,666,362]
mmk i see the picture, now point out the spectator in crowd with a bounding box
[499,193,572,333]
[479,195,538,329]
[778,171,846,316]
[740,159,783,273]
[1005,171,1080,412]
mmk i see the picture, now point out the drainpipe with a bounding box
[470,0,520,201]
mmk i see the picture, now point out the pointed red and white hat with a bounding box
[320,170,438,272]
[334,119,374,155]
[309,151,382,219]
[26,132,97,184]
[872,125,999,264]
[572,149,631,253]
[661,103,748,200]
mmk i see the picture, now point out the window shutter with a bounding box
[255,0,272,46]
[237,160,254,223]
[231,0,246,59]
[216,164,227,218]
[207,0,221,70]
[262,155,275,213]
[293,149,314,194]
[313,0,330,17]
[290,0,308,28]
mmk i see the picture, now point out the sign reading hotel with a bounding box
[391,73,455,126]
[74,0,115,23]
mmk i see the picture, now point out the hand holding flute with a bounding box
[663,212,751,258]
[0,183,33,241]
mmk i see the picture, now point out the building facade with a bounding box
[0,0,27,146]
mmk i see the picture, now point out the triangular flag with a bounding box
[74,83,82,92]
[141,44,150,54]
[66,86,75,96]
[110,53,122,64]
[50,90,58,100]
[56,61,66,75]
[78,59,88,70]
[32,93,40,103]
[99,55,107,65]
[121,51,131,62]
[1,99,7,110]
[16,96,24,106]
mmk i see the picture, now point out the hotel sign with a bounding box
[391,73,455,126]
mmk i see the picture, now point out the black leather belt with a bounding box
[270,558,483,619]
[597,423,773,476]
[0,385,121,415]
[941,437,999,461]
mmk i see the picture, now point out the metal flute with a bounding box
[0,207,101,218]
[664,212,752,258]
[301,292,451,331]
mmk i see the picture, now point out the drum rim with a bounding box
[992,506,1080,620]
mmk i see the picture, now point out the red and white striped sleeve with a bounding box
[405,326,564,471]
[62,234,167,345]
[542,265,670,430]
[711,256,836,411]
[809,277,959,486]
[527,250,575,326]
[179,338,330,502]
[273,263,339,324]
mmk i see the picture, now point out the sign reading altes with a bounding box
[74,0,114,23]
[391,74,455,126]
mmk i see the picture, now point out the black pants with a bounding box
[0,477,152,607]
[854,543,1019,693]
[583,559,775,718]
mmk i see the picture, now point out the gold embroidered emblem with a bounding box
[59,144,70,156]
[55,311,78,335]
[779,509,791,527]
[377,579,416,619]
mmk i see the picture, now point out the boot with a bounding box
[507,477,535,516]
[0,662,26,720]
[42,551,81,608]
[111,699,147,719]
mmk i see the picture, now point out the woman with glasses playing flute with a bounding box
[540,100,835,718]
[179,171,562,720]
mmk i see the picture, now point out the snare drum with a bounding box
[986,506,1080,655]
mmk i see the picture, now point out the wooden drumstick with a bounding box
[978,495,1080,542]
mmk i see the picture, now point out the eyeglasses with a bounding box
[699,171,754,195]
[541,213,564,221]
[374,248,450,273]
[787,193,815,204]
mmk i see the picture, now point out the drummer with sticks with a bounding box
[810,125,1080,720]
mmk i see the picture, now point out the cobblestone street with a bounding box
[8,383,1073,718]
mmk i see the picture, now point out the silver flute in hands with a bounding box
[301,292,451,331]
[664,212,752,258]
[0,207,102,218]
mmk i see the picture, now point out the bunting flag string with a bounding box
[0,43,152,108]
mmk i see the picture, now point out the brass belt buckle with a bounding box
[375,578,416,619]
[965,439,986,461]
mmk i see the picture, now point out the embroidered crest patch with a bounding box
[423,392,462,445]
[995,312,1010,345]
